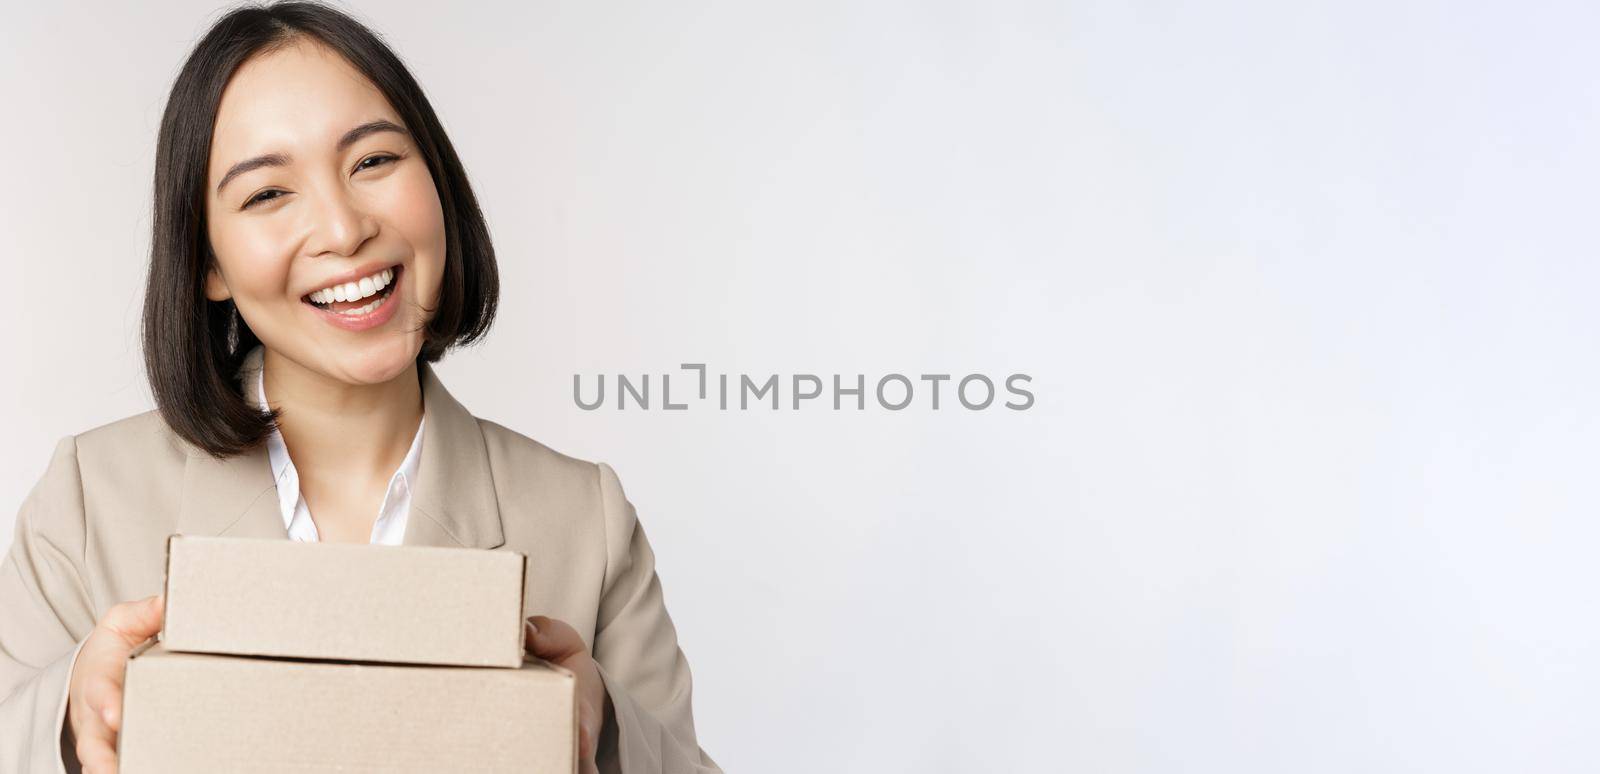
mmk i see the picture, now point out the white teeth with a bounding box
[308,266,396,307]
[337,294,385,316]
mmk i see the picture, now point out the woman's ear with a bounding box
[203,263,232,302]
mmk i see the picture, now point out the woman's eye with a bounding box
[357,154,399,172]
[243,190,283,209]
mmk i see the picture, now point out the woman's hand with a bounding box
[525,615,612,774]
[66,594,165,774]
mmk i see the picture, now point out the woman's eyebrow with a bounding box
[214,119,411,197]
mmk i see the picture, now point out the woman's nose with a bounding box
[304,186,378,258]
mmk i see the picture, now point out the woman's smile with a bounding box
[301,262,404,332]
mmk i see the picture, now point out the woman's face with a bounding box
[204,37,446,386]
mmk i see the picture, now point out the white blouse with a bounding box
[255,365,425,545]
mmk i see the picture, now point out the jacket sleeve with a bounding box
[0,436,99,774]
[591,462,722,774]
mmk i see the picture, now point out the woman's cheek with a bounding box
[390,169,448,304]
[208,224,296,332]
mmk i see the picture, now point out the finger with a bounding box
[70,686,119,774]
[74,721,118,774]
[83,674,124,731]
[69,697,112,750]
[577,701,599,761]
[103,594,164,647]
[524,615,587,660]
[581,759,600,774]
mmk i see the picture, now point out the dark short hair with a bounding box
[143,0,498,459]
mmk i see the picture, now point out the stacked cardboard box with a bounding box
[118,536,577,773]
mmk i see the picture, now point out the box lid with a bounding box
[160,535,527,668]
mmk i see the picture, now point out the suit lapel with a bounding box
[175,447,287,539]
[175,348,289,539]
[404,360,506,549]
[173,347,505,549]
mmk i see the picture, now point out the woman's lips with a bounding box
[304,265,403,332]
[304,264,399,308]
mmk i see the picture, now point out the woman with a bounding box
[0,3,720,773]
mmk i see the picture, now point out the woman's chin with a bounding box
[316,337,423,386]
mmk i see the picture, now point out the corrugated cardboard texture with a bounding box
[119,644,577,773]
[161,535,527,668]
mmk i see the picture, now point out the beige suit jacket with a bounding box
[0,349,722,773]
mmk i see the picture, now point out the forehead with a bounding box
[209,38,400,173]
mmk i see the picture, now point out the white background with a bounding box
[4,1,1598,771]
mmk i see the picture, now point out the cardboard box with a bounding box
[161,535,527,668]
[119,642,577,773]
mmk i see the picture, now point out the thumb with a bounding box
[524,615,586,661]
[105,594,165,648]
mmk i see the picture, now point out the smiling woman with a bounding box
[200,38,452,391]
[147,18,492,455]
[0,3,721,773]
